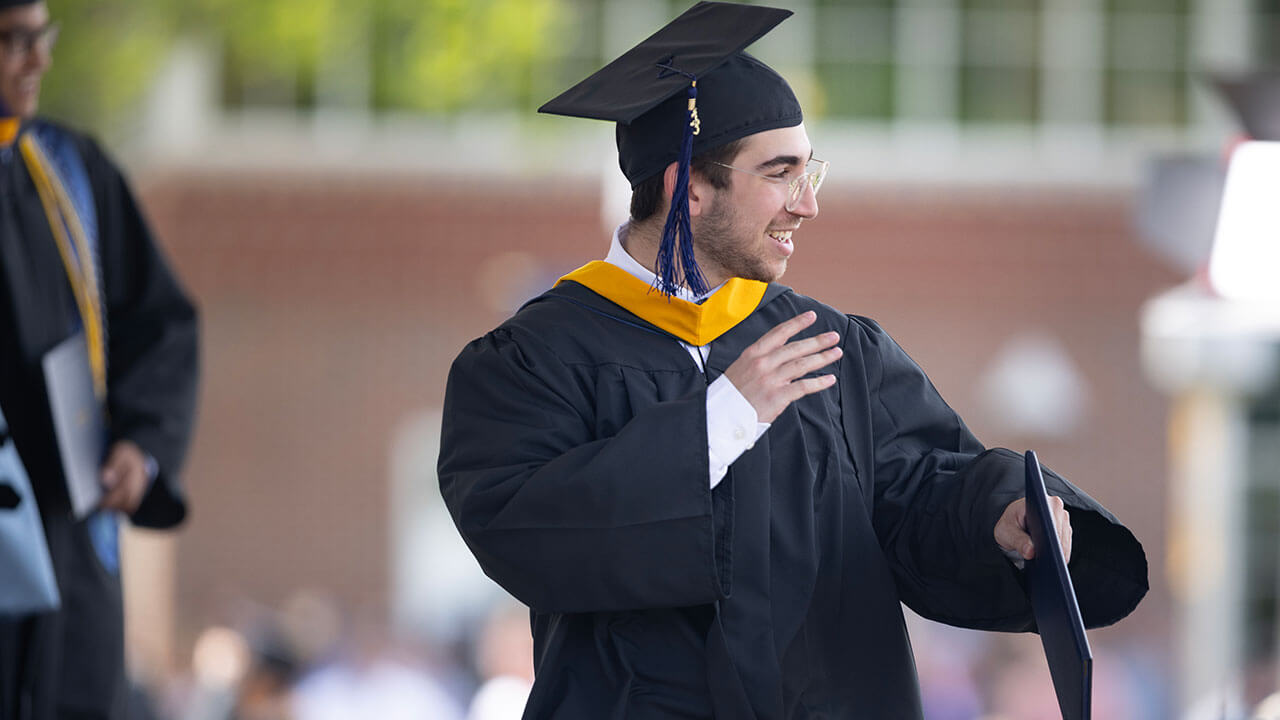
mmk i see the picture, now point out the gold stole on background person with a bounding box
[14,126,107,400]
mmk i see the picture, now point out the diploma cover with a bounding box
[1025,449,1092,720]
[43,332,105,518]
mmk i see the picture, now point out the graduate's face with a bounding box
[0,1,50,119]
[690,123,819,285]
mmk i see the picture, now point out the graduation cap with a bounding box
[540,1,801,297]
[0,0,40,8]
[1211,69,1280,141]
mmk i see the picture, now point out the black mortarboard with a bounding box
[539,1,801,296]
[0,0,40,8]
[1212,70,1280,141]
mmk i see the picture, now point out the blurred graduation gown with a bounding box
[439,273,1148,719]
[0,118,198,717]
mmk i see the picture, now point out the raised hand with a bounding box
[724,311,842,424]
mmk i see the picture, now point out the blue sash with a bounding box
[32,122,99,259]
[28,122,118,574]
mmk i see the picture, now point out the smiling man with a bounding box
[0,1,198,718]
[0,2,45,118]
[438,3,1147,718]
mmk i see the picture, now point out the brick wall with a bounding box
[134,170,1180,660]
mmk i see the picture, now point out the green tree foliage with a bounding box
[39,0,181,137]
[371,0,563,112]
[37,0,565,138]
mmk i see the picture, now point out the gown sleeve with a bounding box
[85,136,200,529]
[438,325,732,614]
[851,316,1147,632]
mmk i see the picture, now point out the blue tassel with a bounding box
[656,81,708,297]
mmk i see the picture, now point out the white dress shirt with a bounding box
[603,224,769,488]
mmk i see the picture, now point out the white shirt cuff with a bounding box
[706,375,769,488]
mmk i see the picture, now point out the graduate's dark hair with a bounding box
[629,137,747,224]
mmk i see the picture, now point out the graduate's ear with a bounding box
[662,160,714,218]
[661,161,680,209]
[687,165,712,218]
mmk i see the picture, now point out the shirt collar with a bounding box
[604,223,723,304]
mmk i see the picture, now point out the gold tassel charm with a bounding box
[689,80,701,136]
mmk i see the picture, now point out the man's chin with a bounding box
[762,259,789,283]
[739,263,787,284]
[1,101,37,119]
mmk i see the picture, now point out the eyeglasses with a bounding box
[0,22,59,61]
[710,157,829,212]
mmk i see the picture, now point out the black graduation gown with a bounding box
[439,279,1147,720]
[0,120,198,719]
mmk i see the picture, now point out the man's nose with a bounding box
[790,181,819,219]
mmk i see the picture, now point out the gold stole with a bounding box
[16,128,107,399]
[556,261,767,346]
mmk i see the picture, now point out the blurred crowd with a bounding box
[109,588,1183,720]
[129,590,532,720]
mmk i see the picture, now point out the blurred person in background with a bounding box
[0,0,199,717]
[229,626,299,720]
[439,2,1148,718]
[465,603,534,720]
[288,606,462,720]
[984,641,1144,720]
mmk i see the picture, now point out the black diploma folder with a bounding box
[42,332,105,518]
[1025,449,1092,720]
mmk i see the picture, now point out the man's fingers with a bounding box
[785,374,836,402]
[97,441,147,513]
[103,487,127,509]
[100,455,123,489]
[781,345,842,381]
[99,473,144,513]
[995,497,1074,563]
[770,330,840,367]
[750,311,819,354]
[728,313,843,423]
[99,481,130,511]
[1048,496,1073,562]
[994,499,1035,560]
[997,527,1035,560]
[1059,509,1074,563]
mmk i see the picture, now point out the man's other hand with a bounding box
[99,440,149,514]
[994,496,1073,563]
[724,311,841,424]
